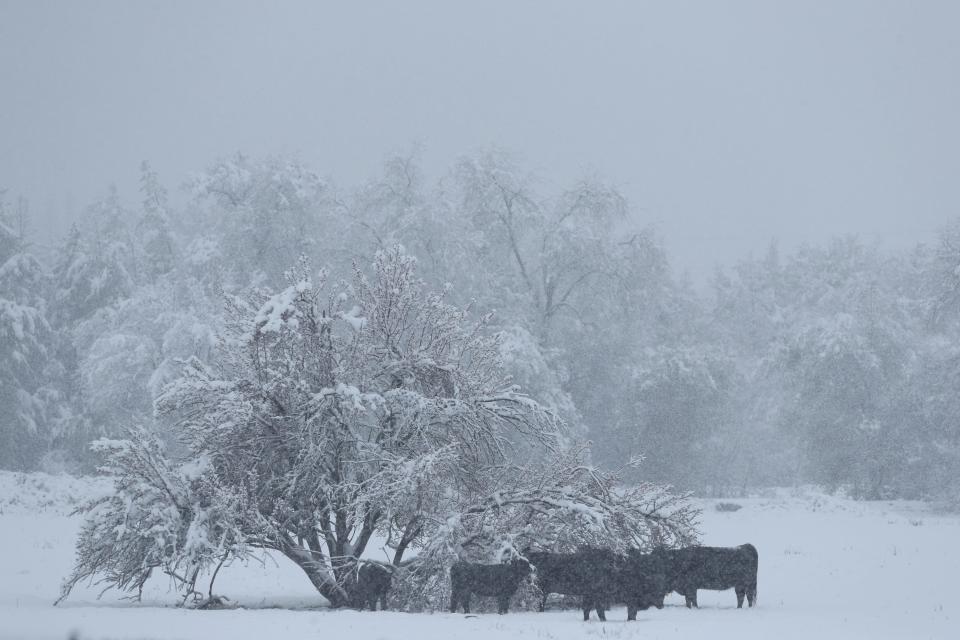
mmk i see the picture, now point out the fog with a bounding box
[4,0,959,279]
[6,4,960,637]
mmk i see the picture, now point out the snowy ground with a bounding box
[0,472,955,639]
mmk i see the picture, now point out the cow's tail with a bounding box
[741,543,758,606]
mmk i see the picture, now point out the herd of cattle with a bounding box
[345,543,758,620]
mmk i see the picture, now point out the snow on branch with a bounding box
[62,246,696,610]
[57,428,250,605]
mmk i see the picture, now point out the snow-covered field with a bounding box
[0,472,955,639]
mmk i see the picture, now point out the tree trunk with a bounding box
[393,518,422,565]
[280,544,349,607]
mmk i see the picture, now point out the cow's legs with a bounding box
[380,593,387,610]
[747,583,757,607]
[462,593,471,614]
[580,595,611,621]
[368,595,377,610]
[627,602,638,621]
[497,595,509,614]
[582,596,594,620]
[684,590,698,608]
[736,586,746,608]
[449,590,458,613]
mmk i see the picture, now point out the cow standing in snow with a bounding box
[524,548,618,620]
[345,562,394,611]
[614,548,671,620]
[663,543,758,608]
[449,559,531,614]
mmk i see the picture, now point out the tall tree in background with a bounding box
[51,189,136,326]
[448,151,631,344]
[137,161,177,281]
[190,155,332,285]
[0,195,69,469]
[348,150,666,441]
[617,345,738,492]
[718,239,914,497]
[438,151,690,453]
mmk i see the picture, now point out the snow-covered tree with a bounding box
[189,155,331,284]
[0,296,60,468]
[0,196,70,469]
[610,345,737,491]
[60,247,697,607]
[50,189,137,327]
[58,427,249,605]
[70,276,218,441]
[347,148,435,266]
[709,238,917,497]
[894,336,960,504]
[0,191,22,262]
[446,151,631,344]
[136,161,177,281]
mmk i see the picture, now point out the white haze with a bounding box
[4,4,960,638]
[3,0,959,280]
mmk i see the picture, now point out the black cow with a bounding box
[614,549,670,620]
[524,548,617,621]
[345,562,393,610]
[449,559,531,614]
[664,544,758,608]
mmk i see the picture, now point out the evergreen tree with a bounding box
[0,195,70,469]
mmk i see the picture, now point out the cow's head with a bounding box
[509,557,533,582]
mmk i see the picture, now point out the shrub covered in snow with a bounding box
[57,428,249,604]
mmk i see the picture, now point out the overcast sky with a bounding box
[2,0,958,279]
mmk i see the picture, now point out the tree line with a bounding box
[2,151,960,506]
